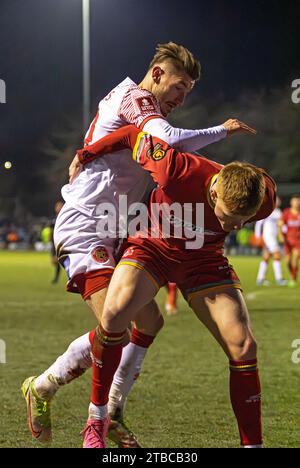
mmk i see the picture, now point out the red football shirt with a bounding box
[78,125,276,259]
[282,208,300,244]
[128,132,276,259]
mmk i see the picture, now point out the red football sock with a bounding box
[229,359,262,446]
[131,328,155,348]
[90,326,126,406]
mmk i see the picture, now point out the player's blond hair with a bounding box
[218,162,266,216]
[148,42,201,81]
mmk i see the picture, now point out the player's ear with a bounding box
[211,188,218,201]
[152,66,164,83]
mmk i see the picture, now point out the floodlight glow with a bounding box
[4,161,12,170]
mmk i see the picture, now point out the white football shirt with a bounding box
[62,77,227,222]
[62,77,161,218]
[255,208,282,240]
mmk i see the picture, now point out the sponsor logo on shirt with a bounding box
[136,96,156,113]
[92,246,109,263]
[288,219,300,227]
[169,214,218,236]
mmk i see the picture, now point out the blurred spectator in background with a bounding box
[6,228,19,249]
[41,225,52,245]
[236,226,253,255]
[224,231,238,256]
[29,224,43,249]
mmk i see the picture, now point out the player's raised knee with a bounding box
[101,298,134,333]
[228,336,257,361]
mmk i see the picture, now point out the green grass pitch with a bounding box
[0,251,299,448]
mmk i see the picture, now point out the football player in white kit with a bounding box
[255,197,287,286]
[22,42,256,448]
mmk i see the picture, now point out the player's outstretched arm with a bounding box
[68,118,257,183]
[142,117,256,153]
[222,119,257,136]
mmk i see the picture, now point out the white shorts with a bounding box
[54,203,118,295]
[263,235,280,254]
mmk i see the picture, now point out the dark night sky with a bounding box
[0,0,300,209]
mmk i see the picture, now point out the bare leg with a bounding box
[190,288,262,447]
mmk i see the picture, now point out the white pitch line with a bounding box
[245,292,258,300]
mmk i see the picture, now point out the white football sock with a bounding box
[108,342,148,417]
[88,402,108,421]
[257,261,268,282]
[35,332,92,399]
[273,260,283,281]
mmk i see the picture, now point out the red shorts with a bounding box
[67,268,113,300]
[284,239,300,255]
[118,241,241,305]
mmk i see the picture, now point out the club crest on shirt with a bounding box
[92,247,109,263]
[136,96,156,113]
[147,143,166,161]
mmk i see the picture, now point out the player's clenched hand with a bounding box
[69,154,82,184]
[222,119,257,136]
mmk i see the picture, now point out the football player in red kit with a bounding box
[281,195,300,286]
[76,124,276,448]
